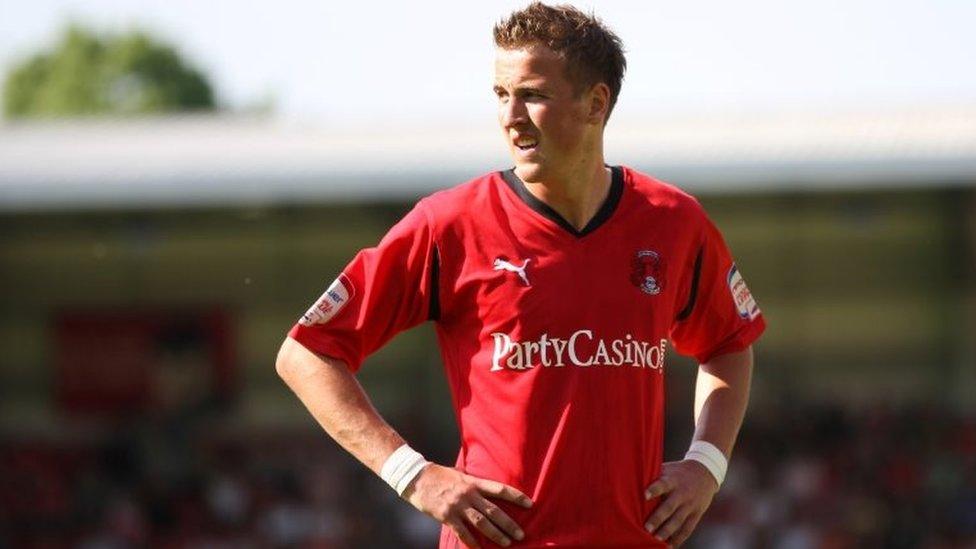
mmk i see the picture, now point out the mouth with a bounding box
[513,134,538,152]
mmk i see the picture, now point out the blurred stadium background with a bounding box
[1,2,975,548]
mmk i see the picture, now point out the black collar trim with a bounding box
[500,166,624,238]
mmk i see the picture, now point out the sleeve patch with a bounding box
[299,274,355,326]
[727,265,760,321]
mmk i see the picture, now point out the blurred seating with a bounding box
[1,403,974,548]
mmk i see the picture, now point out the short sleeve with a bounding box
[669,210,765,364]
[287,201,439,372]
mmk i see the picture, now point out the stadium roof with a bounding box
[1,105,974,211]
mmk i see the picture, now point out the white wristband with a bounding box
[684,440,728,487]
[380,444,431,496]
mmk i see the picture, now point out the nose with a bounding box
[499,96,528,129]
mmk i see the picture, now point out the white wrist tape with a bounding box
[684,440,728,487]
[380,444,431,496]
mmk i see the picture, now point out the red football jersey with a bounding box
[289,166,765,548]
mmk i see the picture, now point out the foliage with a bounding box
[3,25,215,118]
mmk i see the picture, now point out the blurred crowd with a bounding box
[1,402,974,548]
[694,403,976,548]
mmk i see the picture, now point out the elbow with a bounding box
[275,337,345,381]
[275,339,298,381]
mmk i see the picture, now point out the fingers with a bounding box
[471,493,525,544]
[648,503,690,543]
[462,475,530,546]
[470,477,534,508]
[644,475,672,500]
[462,506,511,547]
[411,468,531,547]
[669,512,702,548]
[644,496,678,535]
[448,517,480,549]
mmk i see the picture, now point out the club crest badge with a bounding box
[631,250,665,295]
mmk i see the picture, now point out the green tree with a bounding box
[3,25,215,118]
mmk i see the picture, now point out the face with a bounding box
[493,46,607,184]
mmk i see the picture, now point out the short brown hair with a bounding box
[493,2,627,122]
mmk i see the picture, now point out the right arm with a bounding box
[275,336,532,548]
[276,336,405,473]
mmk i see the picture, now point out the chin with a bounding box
[513,161,547,183]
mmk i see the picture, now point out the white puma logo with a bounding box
[493,258,531,286]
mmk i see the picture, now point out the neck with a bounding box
[517,156,611,231]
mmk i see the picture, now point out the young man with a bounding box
[276,3,764,547]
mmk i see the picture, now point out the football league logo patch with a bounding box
[631,250,664,295]
[727,265,760,320]
[299,274,354,326]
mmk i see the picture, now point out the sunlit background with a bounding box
[1,1,975,547]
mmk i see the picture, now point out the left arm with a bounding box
[691,345,753,455]
[643,346,754,547]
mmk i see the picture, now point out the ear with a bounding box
[586,82,611,124]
